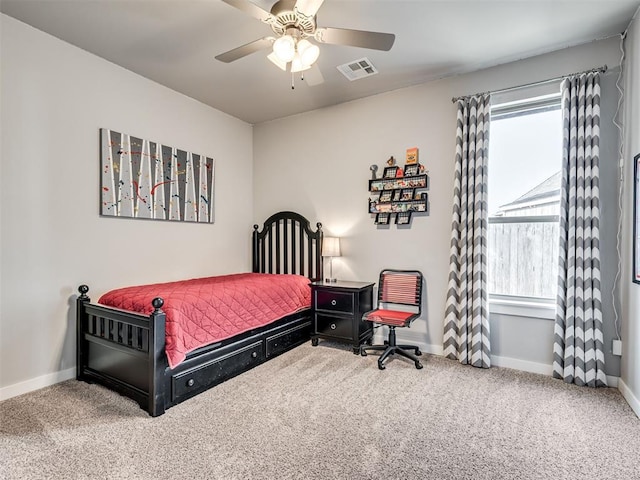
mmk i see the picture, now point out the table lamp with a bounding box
[322,237,341,282]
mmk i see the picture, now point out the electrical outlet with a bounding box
[612,339,622,356]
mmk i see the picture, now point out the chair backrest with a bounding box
[377,269,423,313]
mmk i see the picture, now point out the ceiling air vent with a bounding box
[337,58,379,81]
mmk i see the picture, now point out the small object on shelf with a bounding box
[406,147,419,164]
[404,163,420,176]
[395,168,404,178]
[383,166,399,179]
[369,164,378,179]
[392,190,402,202]
[401,188,414,201]
[379,190,392,202]
[396,211,412,225]
[386,156,396,166]
[375,213,390,225]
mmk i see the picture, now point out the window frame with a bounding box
[488,92,562,318]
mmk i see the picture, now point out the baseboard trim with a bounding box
[618,378,640,419]
[490,355,553,376]
[2,345,635,418]
[372,328,443,355]
[374,329,624,389]
[0,368,76,401]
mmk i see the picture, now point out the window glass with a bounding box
[488,96,562,300]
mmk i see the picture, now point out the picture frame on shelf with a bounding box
[404,164,419,177]
[379,190,393,203]
[396,211,412,225]
[406,147,418,165]
[634,153,640,284]
[375,212,391,225]
[400,188,414,201]
[383,166,399,179]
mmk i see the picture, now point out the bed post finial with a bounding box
[78,285,89,300]
[316,222,322,231]
[253,224,259,231]
[152,297,164,313]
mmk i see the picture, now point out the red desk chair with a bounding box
[360,269,424,370]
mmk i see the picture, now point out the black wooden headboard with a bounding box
[252,211,323,281]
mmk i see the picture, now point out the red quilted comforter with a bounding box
[98,273,311,368]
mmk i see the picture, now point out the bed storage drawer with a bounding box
[266,320,311,358]
[172,340,264,402]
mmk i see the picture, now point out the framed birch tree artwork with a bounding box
[100,129,215,223]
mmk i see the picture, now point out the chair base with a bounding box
[360,326,423,370]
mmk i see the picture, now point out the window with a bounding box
[488,93,562,315]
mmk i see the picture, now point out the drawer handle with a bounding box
[187,379,195,387]
[251,351,257,358]
[330,323,336,330]
[331,300,337,306]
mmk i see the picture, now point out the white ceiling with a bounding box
[2,0,639,124]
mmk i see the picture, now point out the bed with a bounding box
[76,211,323,416]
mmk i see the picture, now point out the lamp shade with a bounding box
[297,39,320,66]
[267,52,287,71]
[322,237,341,257]
[290,52,312,73]
[273,35,296,63]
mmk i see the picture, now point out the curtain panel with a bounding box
[443,94,491,369]
[553,73,607,387]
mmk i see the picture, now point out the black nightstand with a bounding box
[310,280,374,354]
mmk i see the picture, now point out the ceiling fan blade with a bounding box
[215,37,274,63]
[220,0,273,22]
[303,63,324,86]
[315,27,395,51]
[294,0,325,18]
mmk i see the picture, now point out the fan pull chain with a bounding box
[291,72,295,90]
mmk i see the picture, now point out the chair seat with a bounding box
[363,309,416,327]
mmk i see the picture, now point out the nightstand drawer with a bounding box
[315,314,352,340]
[315,290,353,313]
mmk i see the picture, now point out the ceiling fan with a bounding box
[215,0,395,84]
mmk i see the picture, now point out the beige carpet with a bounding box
[1,341,639,480]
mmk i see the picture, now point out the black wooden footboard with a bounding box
[76,286,168,416]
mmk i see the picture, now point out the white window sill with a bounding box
[489,297,556,320]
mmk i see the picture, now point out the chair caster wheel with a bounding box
[415,349,422,356]
[311,338,318,346]
[415,362,423,369]
[361,350,367,357]
[378,363,386,370]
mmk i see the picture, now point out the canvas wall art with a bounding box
[100,129,215,223]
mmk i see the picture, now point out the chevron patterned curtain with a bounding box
[443,94,491,369]
[553,73,607,387]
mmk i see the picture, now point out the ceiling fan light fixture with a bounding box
[273,35,296,62]
[267,51,288,71]
[290,52,312,73]
[297,39,320,66]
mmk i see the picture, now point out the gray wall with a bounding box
[0,15,253,397]
[621,10,640,416]
[253,37,624,377]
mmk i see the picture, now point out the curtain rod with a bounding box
[450,64,608,103]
